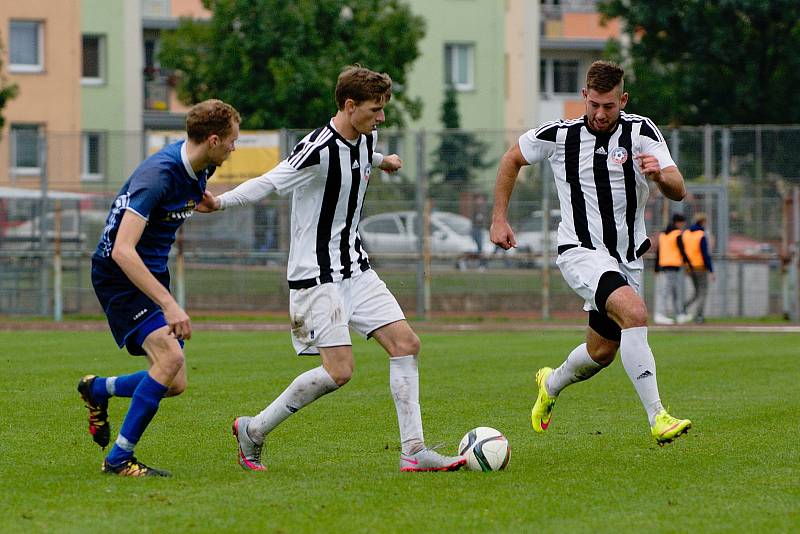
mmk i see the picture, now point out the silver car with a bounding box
[359,210,483,254]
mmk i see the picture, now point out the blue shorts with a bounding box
[91,257,182,356]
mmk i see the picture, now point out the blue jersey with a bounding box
[93,141,214,272]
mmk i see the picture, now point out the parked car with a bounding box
[359,210,484,254]
[727,234,777,258]
[1,209,107,250]
[513,209,559,255]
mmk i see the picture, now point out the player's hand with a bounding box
[635,153,663,182]
[490,219,517,250]
[163,302,192,341]
[379,154,403,173]
[195,191,221,213]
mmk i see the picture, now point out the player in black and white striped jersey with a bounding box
[198,66,465,472]
[491,60,692,445]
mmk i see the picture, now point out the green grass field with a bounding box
[1,329,798,533]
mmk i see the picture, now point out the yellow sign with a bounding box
[147,131,281,185]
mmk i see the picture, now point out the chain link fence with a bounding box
[1,126,798,321]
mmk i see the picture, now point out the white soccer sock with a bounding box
[248,366,338,444]
[546,343,604,397]
[389,355,425,455]
[619,326,664,426]
[106,377,117,396]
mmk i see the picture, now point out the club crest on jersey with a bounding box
[363,163,372,182]
[610,147,628,164]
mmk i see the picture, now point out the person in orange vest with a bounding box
[654,213,690,324]
[682,213,715,323]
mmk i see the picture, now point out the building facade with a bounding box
[80,0,143,187]
[404,0,507,132]
[0,0,81,190]
[538,0,620,123]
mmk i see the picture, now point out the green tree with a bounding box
[0,32,19,137]
[429,86,493,197]
[159,0,425,129]
[598,0,800,125]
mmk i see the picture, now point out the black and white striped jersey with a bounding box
[519,112,676,264]
[218,121,383,287]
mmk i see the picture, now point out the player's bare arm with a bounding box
[111,211,191,340]
[490,143,529,250]
[635,154,685,201]
[379,154,402,173]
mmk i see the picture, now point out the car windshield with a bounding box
[435,213,472,236]
[519,211,559,232]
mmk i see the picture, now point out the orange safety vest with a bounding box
[657,229,684,268]
[682,229,707,269]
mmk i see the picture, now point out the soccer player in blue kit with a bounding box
[77,99,240,477]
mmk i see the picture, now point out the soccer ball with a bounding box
[458,427,510,472]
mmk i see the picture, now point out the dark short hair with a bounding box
[672,213,687,223]
[335,65,392,110]
[586,60,624,94]
[186,99,241,143]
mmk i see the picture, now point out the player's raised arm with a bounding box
[636,154,685,201]
[490,143,529,250]
[377,154,402,173]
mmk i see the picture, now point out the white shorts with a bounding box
[288,269,405,355]
[556,246,643,312]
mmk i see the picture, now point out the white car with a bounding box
[1,209,107,250]
[359,210,484,254]
[513,209,559,255]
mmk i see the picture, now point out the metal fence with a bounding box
[1,125,798,321]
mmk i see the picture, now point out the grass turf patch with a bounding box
[0,330,797,532]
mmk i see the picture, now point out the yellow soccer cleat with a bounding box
[102,457,171,477]
[531,367,556,432]
[651,410,692,446]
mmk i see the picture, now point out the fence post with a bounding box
[53,200,63,321]
[540,161,551,320]
[39,132,49,316]
[415,131,430,320]
[793,186,800,322]
[719,127,731,317]
[703,124,714,181]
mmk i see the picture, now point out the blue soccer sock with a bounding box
[91,371,148,402]
[90,377,110,403]
[106,373,168,465]
[109,371,149,398]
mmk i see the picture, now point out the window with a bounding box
[81,132,106,181]
[363,216,402,235]
[9,20,43,73]
[10,124,42,175]
[553,60,579,94]
[82,35,105,84]
[540,58,580,96]
[444,43,475,91]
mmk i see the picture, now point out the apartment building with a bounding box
[0,0,81,190]
[81,0,143,187]
[538,0,620,123]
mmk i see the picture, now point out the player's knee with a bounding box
[589,346,617,366]
[156,346,185,379]
[166,379,186,397]
[396,332,420,356]
[621,302,648,328]
[327,361,353,386]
